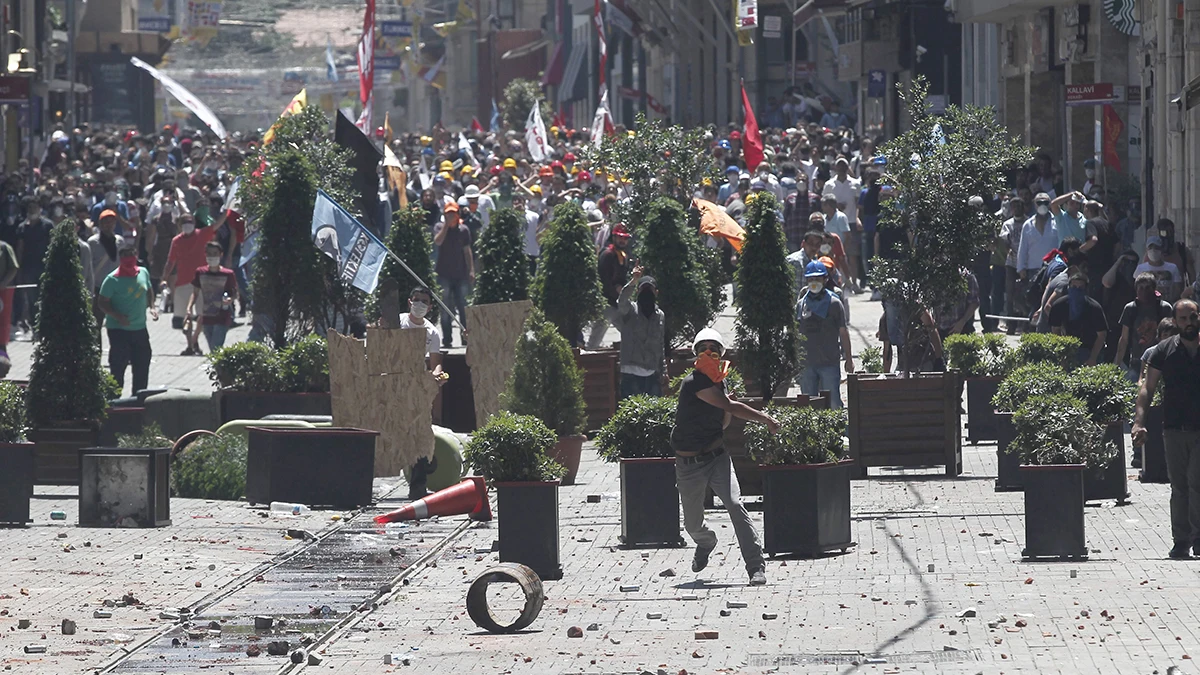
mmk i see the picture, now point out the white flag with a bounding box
[590,90,611,148]
[130,57,227,139]
[459,132,481,168]
[525,103,548,162]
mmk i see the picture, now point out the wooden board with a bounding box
[847,372,961,476]
[465,300,533,430]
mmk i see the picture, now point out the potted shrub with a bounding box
[531,201,602,347]
[173,433,249,501]
[1067,364,1136,503]
[370,205,440,327]
[474,207,530,305]
[464,411,566,580]
[1007,332,1083,371]
[595,395,685,548]
[992,364,1072,491]
[0,381,33,527]
[26,221,109,485]
[208,335,332,423]
[943,333,1010,443]
[747,405,854,557]
[502,309,588,485]
[637,197,721,350]
[1014,394,1116,560]
[79,423,174,528]
[855,78,1033,479]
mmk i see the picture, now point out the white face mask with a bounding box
[1085,169,1095,179]
[182,221,196,233]
[1147,249,1163,263]
[808,281,826,294]
[819,243,832,255]
[1036,205,1050,216]
[206,255,220,267]
[410,301,429,319]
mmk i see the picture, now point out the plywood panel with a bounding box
[466,300,533,429]
[327,330,369,432]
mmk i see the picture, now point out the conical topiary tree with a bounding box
[735,192,801,402]
[370,205,440,324]
[501,308,586,438]
[501,78,552,131]
[251,149,328,348]
[474,207,529,305]
[26,221,108,427]
[531,202,602,346]
[637,197,720,348]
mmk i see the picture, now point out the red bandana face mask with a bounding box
[694,350,729,383]
[116,255,139,277]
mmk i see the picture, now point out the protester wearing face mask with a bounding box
[1147,218,1194,288]
[670,328,779,587]
[796,261,853,408]
[1048,271,1108,366]
[186,241,237,351]
[611,267,665,398]
[1134,299,1200,559]
[163,213,216,355]
[1115,273,1174,380]
[1081,158,1102,200]
[96,242,158,395]
[401,285,448,499]
[1136,236,1184,304]
[1018,193,1060,303]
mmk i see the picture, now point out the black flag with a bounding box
[334,111,385,234]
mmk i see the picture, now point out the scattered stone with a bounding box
[1070,569,1077,578]
[646,612,663,620]
[267,640,290,656]
[726,601,747,609]
[905,600,918,606]
[695,630,718,640]
[307,652,323,665]
[254,616,274,630]
[567,626,584,638]
[1015,619,1028,627]
[681,594,698,601]
[49,511,66,520]
[207,621,222,631]
[691,649,703,658]
[586,623,600,631]
[719,610,731,617]
[56,533,67,539]
[659,568,677,577]
[93,610,112,619]
[956,608,976,618]
[246,644,261,657]
[133,554,143,560]
[762,613,778,620]
[61,620,76,635]
[1024,577,1033,584]
[17,619,30,629]
[758,631,767,638]
[290,649,306,664]
[23,645,46,654]
[620,585,640,592]
[927,564,935,573]
[159,611,180,621]
[587,495,601,503]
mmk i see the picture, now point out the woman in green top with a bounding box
[96,242,158,394]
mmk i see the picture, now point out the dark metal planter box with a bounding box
[965,377,1001,443]
[762,460,855,557]
[219,392,332,424]
[79,447,171,528]
[496,482,562,581]
[1140,405,1168,484]
[245,427,379,509]
[995,412,1023,492]
[1020,464,1088,560]
[847,373,962,477]
[722,396,820,496]
[438,353,477,433]
[99,407,146,446]
[1083,423,1129,503]
[619,458,684,548]
[0,442,34,527]
[28,423,102,486]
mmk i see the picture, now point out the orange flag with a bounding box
[693,198,746,252]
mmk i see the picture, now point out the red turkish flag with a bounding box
[1102,104,1123,172]
[470,117,484,133]
[740,81,764,171]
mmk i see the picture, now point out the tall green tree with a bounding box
[531,202,602,346]
[637,197,720,349]
[26,222,107,426]
[474,207,529,305]
[501,79,552,131]
[369,205,440,323]
[501,308,586,437]
[872,78,1035,373]
[735,193,801,402]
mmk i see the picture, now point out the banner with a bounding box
[384,144,408,207]
[326,37,339,81]
[740,81,764,171]
[312,190,387,294]
[590,89,613,148]
[130,56,227,139]
[525,102,549,161]
[1103,104,1123,171]
[594,0,606,101]
[183,0,222,45]
[357,0,375,129]
[262,88,306,145]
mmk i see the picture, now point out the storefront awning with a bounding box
[558,42,586,104]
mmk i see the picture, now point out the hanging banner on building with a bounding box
[130,57,227,139]
[138,0,177,33]
[1065,82,1115,106]
[736,0,758,28]
[1103,0,1139,35]
[183,0,222,45]
[1103,104,1123,171]
[867,69,886,98]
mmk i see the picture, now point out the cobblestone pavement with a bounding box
[298,443,1193,675]
[0,488,344,673]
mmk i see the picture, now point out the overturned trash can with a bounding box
[79,447,172,528]
[466,563,544,633]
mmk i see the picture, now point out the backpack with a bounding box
[1025,258,1060,310]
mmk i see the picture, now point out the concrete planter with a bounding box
[1083,423,1129,504]
[1020,464,1088,560]
[1140,405,1168,484]
[761,459,855,557]
[965,376,1001,443]
[28,422,101,486]
[0,442,34,527]
[618,458,684,548]
[218,391,331,424]
[994,411,1023,492]
[847,373,961,477]
[78,447,172,528]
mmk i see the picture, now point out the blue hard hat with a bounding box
[422,147,435,155]
[718,140,731,150]
[804,261,828,278]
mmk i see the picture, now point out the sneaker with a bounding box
[1131,454,1142,469]
[180,346,195,356]
[749,568,767,586]
[1169,543,1191,559]
[691,545,714,573]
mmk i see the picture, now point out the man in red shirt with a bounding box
[187,241,237,351]
[163,212,216,355]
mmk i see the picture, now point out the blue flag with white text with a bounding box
[311,190,386,293]
[490,98,500,132]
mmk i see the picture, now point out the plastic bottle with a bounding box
[269,502,308,516]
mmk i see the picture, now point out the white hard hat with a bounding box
[692,328,726,355]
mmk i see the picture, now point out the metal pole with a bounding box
[66,0,75,132]
[791,23,797,87]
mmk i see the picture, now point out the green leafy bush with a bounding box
[1008,333,1081,371]
[370,205,439,323]
[860,346,885,374]
[747,405,848,465]
[1012,394,1115,470]
[637,197,719,348]
[992,364,1071,413]
[206,341,286,392]
[0,382,26,443]
[474,207,529,305]
[26,221,108,426]
[501,79,552,131]
[595,395,677,461]
[279,335,330,393]
[943,333,1011,377]
[502,309,586,436]
[101,369,122,401]
[116,422,172,449]
[1067,364,1137,425]
[530,202,602,345]
[735,192,801,401]
[464,411,565,482]
[172,433,247,500]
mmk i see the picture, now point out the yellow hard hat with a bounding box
[550,125,560,134]
[420,135,433,144]
[503,158,517,169]
[530,184,543,194]
[439,160,453,171]
[460,165,474,174]
[627,130,636,137]
[439,171,453,180]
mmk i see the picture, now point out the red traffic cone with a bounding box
[374,476,491,523]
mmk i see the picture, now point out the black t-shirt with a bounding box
[670,370,726,454]
[1047,294,1108,349]
[1118,299,1173,368]
[434,222,472,281]
[1146,335,1200,430]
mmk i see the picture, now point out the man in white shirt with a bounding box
[514,192,543,275]
[1135,236,1184,303]
[822,157,862,226]
[398,285,447,499]
[458,184,494,232]
[1017,193,1061,307]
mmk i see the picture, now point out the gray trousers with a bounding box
[1164,430,1200,545]
[675,450,764,574]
